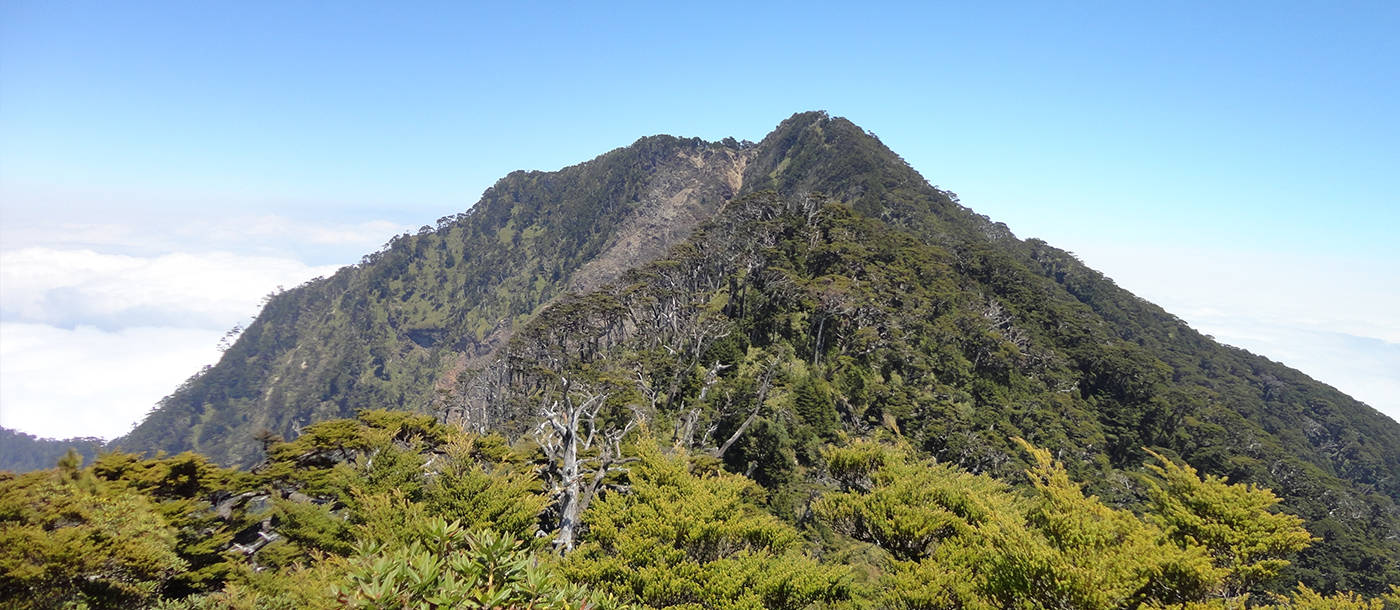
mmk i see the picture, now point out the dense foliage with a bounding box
[4,412,1396,608]
[448,180,1398,591]
[7,111,1397,595]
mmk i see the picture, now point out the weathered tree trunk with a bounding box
[536,378,637,553]
[556,414,581,552]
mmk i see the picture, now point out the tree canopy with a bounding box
[5,412,1394,609]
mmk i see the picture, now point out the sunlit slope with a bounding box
[120,136,749,467]
[103,111,1399,591]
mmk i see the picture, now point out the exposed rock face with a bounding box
[569,145,751,293]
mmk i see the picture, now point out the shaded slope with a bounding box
[748,113,1399,489]
[454,183,1400,592]
[0,428,103,473]
[732,113,1400,590]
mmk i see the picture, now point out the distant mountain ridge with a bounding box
[0,427,103,473]
[7,111,1397,592]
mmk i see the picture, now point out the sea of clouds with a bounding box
[0,213,409,439]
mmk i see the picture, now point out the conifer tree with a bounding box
[1142,449,1315,599]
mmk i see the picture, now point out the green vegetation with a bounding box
[5,111,1396,597]
[453,178,1398,592]
[335,521,601,609]
[563,442,849,608]
[0,427,103,473]
[117,136,748,467]
[6,411,1396,608]
[0,451,186,608]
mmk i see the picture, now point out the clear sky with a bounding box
[1,1,1397,438]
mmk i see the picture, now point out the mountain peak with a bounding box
[52,112,1398,591]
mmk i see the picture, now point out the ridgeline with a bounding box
[4,112,1397,605]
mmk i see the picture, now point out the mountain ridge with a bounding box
[6,111,1397,591]
[116,133,752,465]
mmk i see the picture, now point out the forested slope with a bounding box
[733,113,1400,589]
[446,180,1400,592]
[17,111,1394,592]
[0,428,102,474]
[118,136,749,466]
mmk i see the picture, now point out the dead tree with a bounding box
[534,377,638,553]
[671,360,730,450]
[712,360,778,460]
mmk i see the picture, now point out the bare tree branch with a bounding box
[713,360,778,459]
[534,377,639,553]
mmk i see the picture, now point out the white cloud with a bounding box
[0,240,356,439]
[231,216,408,246]
[0,187,427,440]
[0,214,412,264]
[1,247,343,330]
[0,196,425,440]
[0,323,223,439]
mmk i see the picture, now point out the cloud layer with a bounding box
[0,323,222,439]
[2,247,342,331]
[0,210,411,264]
[0,214,403,440]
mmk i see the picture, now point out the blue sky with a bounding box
[1,1,1397,437]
